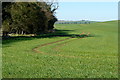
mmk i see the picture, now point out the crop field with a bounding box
[2,21,118,78]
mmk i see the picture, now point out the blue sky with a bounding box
[55,2,118,21]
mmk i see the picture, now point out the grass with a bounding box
[2,21,118,78]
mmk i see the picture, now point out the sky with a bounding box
[57,0,119,2]
[55,2,118,21]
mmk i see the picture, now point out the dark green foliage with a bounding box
[2,2,58,36]
[48,16,57,30]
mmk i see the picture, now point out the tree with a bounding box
[2,1,58,36]
[2,2,13,36]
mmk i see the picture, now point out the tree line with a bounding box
[2,1,58,36]
[55,20,97,24]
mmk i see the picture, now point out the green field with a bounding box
[2,21,118,78]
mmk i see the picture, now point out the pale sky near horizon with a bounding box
[55,2,118,21]
[57,0,119,2]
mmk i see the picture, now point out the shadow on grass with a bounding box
[2,29,95,45]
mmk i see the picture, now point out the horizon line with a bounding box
[57,19,118,21]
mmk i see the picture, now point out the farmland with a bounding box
[2,21,118,78]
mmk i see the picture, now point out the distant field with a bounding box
[2,21,118,78]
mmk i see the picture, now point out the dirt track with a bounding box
[32,37,85,58]
[32,32,90,58]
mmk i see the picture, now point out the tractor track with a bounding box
[32,36,86,58]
